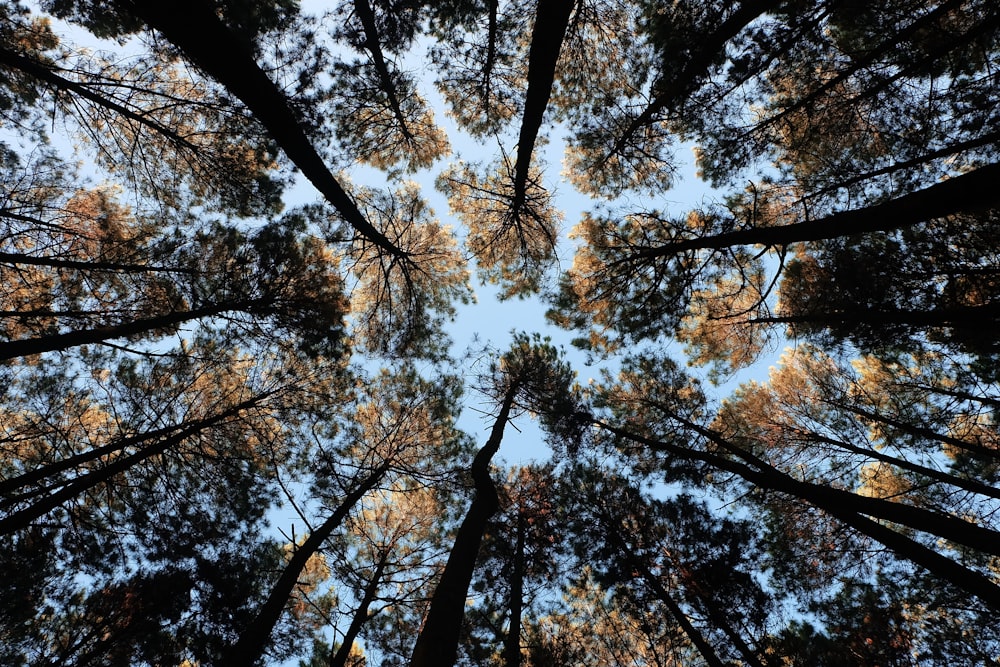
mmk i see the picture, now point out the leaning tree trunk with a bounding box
[225,463,391,666]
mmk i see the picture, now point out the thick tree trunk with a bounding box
[409,385,518,667]
[755,302,1000,330]
[673,412,1000,557]
[631,162,1000,259]
[226,463,391,666]
[510,0,574,211]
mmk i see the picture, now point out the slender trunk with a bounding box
[116,0,405,261]
[482,0,498,102]
[0,300,256,361]
[0,45,201,153]
[674,411,1000,557]
[0,394,268,535]
[226,463,391,666]
[409,385,518,667]
[628,162,1000,259]
[676,565,766,667]
[910,383,1000,411]
[755,0,966,139]
[612,537,727,667]
[0,251,195,275]
[353,0,413,141]
[501,513,525,667]
[806,127,1000,200]
[329,551,390,667]
[786,426,1000,501]
[0,391,275,504]
[510,0,575,212]
[602,0,783,166]
[587,416,1000,609]
[830,401,1000,460]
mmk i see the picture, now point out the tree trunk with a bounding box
[754,301,1000,330]
[589,416,1000,610]
[329,551,391,667]
[0,300,256,361]
[784,426,1000,501]
[226,463,391,666]
[502,513,525,667]
[511,0,574,212]
[604,0,783,164]
[409,384,518,667]
[116,0,405,261]
[0,393,269,535]
[631,162,1000,259]
[613,537,727,667]
[353,0,413,141]
[0,391,275,506]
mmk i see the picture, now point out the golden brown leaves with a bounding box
[440,160,560,298]
[342,180,471,357]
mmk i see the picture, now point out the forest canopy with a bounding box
[2,0,1000,665]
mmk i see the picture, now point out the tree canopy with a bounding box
[2,0,1000,665]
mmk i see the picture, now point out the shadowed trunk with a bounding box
[501,513,525,667]
[329,550,391,667]
[626,162,1000,260]
[226,463,392,666]
[0,391,276,506]
[410,383,518,667]
[0,393,270,535]
[587,415,1000,610]
[0,299,260,361]
[602,0,783,167]
[510,0,574,213]
[115,0,405,260]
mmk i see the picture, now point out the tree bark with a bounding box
[409,384,518,667]
[0,391,275,505]
[0,300,257,361]
[510,0,574,213]
[627,162,1000,259]
[0,394,268,535]
[603,0,783,165]
[501,513,525,667]
[329,551,391,667]
[115,0,406,261]
[587,415,1000,610]
[226,463,391,666]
